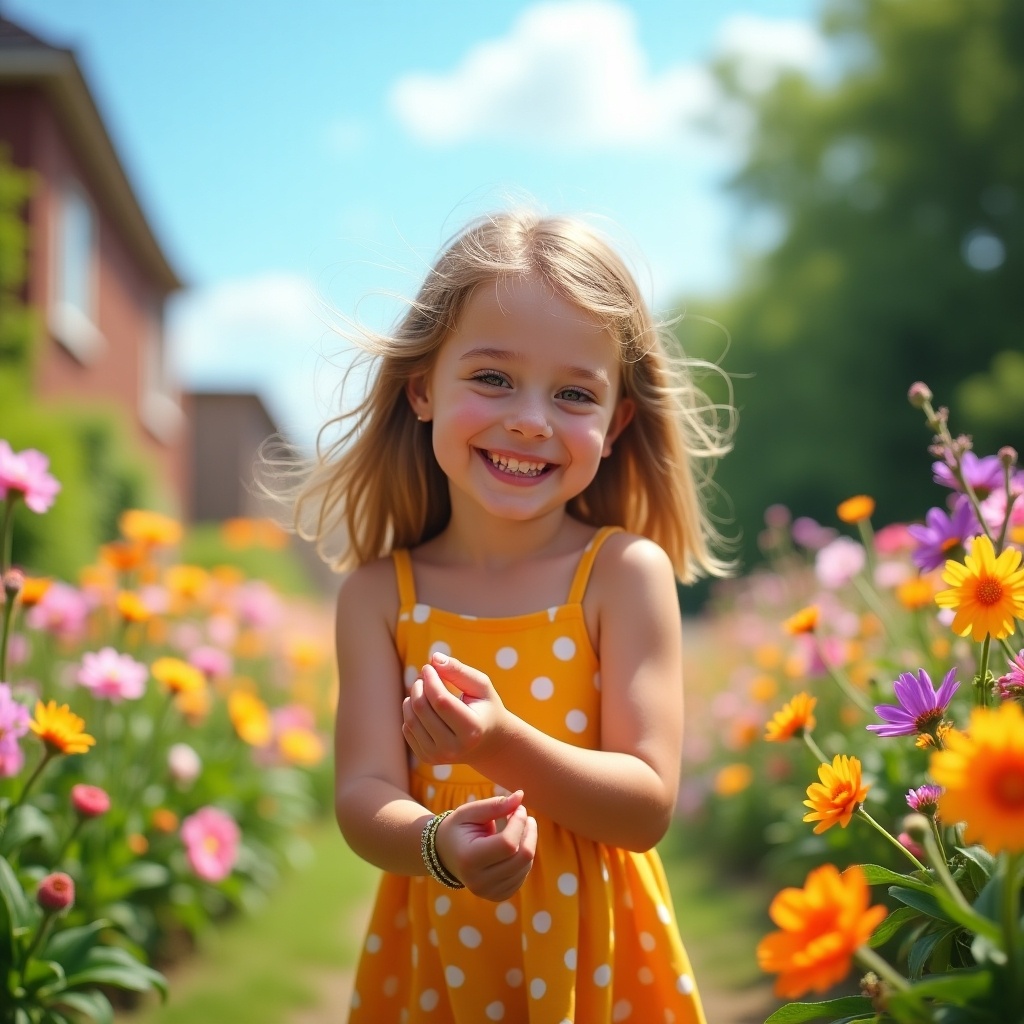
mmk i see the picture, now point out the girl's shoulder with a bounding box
[588,530,678,608]
[334,553,401,623]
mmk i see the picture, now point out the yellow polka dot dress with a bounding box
[348,527,707,1024]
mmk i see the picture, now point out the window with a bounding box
[50,181,104,362]
[139,305,182,442]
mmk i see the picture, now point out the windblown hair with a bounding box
[289,210,734,583]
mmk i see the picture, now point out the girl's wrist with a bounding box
[420,810,463,889]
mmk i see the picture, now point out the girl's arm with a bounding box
[333,560,536,899]
[402,534,685,852]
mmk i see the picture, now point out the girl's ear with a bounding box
[406,374,433,422]
[602,397,635,457]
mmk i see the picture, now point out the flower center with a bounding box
[914,708,943,733]
[995,771,1024,810]
[830,782,855,806]
[940,536,960,552]
[974,576,1003,606]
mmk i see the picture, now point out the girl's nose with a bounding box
[505,399,553,439]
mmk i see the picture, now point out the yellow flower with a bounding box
[783,606,819,636]
[836,495,875,524]
[176,686,212,722]
[30,701,96,756]
[749,674,779,703]
[935,534,1024,641]
[714,763,754,797]
[802,755,868,834]
[116,591,151,623]
[285,636,327,672]
[165,565,209,602]
[151,657,205,695]
[896,576,935,611]
[279,727,325,766]
[754,644,783,670]
[228,689,272,747]
[757,864,887,998]
[119,509,182,547]
[930,702,1024,853]
[765,693,817,743]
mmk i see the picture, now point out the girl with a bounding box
[295,210,732,1023]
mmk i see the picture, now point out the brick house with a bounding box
[0,13,188,508]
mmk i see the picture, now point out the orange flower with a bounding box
[783,606,819,636]
[116,591,151,623]
[285,635,327,672]
[714,763,754,797]
[30,701,96,755]
[228,689,272,746]
[151,808,179,833]
[757,863,887,998]
[119,509,182,547]
[765,693,817,743]
[896,576,935,611]
[18,576,52,607]
[935,534,1024,641]
[802,755,868,834]
[100,540,146,573]
[279,727,325,767]
[176,686,212,722]
[151,657,205,695]
[837,495,875,524]
[749,674,779,703]
[930,702,1024,853]
[165,565,209,603]
[127,833,149,856]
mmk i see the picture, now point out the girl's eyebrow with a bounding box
[458,346,612,386]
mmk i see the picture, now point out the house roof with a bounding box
[0,14,182,292]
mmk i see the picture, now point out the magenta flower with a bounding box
[932,451,1004,498]
[181,806,241,882]
[37,872,75,912]
[77,647,148,702]
[0,441,61,513]
[0,682,30,778]
[188,644,233,681]
[907,498,979,572]
[234,581,282,629]
[998,649,1024,702]
[906,784,943,815]
[867,668,960,738]
[71,783,111,818]
[25,582,89,641]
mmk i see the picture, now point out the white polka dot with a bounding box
[412,944,419,966]
[506,968,523,987]
[622,888,634,909]
[564,947,577,969]
[446,965,465,988]
[530,978,546,999]
[557,872,578,896]
[553,636,576,660]
[613,1000,633,1021]
[547,607,558,621]
[383,975,399,997]
[532,911,552,933]
[433,764,452,780]
[676,974,695,995]
[495,646,518,669]
[459,925,482,948]
[656,903,672,924]
[419,989,439,1011]
[426,785,436,800]
[639,931,656,952]
[594,964,612,987]
[664,1012,676,1024]
[400,1012,409,1024]
[365,933,382,953]
[434,896,451,915]
[351,990,361,1009]
[638,966,654,985]
[428,928,438,947]
[566,709,588,733]
[530,676,554,700]
[405,666,418,688]
[394,909,409,929]
[429,640,451,659]
[496,902,517,924]
[413,604,431,623]
[485,1002,506,1021]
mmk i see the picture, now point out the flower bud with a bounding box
[999,446,1018,469]
[907,382,932,408]
[901,813,931,841]
[37,872,75,912]
[3,568,24,601]
[71,783,110,818]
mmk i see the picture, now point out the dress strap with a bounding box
[392,549,417,608]
[566,526,623,605]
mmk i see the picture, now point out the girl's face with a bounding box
[407,273,634,526]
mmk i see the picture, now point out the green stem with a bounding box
[53,817,84,866]
[817,641,873,714]
[12,748,55,810]
[930,816,947,866]
[858,806,928,872]
[802,731,829,765]
[0,587,15,681]
[0,496,15,575]
[855,944,911,993]
[977,636,992,708]
[19,912,56,988]
[917,819,976,918]
[851,574,895,642]
[1004,852,1021,1004]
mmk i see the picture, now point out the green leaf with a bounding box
[41,920,110,974]
[869,906,920,947]
[885,969,992,1011]
[860,863,932,892]
[955,845,996,881]
[0,852,33,939]
[889,884,952,921]
[53,989,114,1024]
[908,927,954,979]
[765,996,874,1022]
[0,805,57,857]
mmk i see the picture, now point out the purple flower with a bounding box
[0,682,31,778]
[791,516,838,551]
[998,649,1024,701]
[906,784,943,815]
[0,441,61,513]
[867,668,960,737]
[932,452,1004,498]
[906,497,979,572]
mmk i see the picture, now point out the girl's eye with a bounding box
[472,371,510,388]
[558,387,595,404]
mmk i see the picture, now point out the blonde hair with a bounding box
[291,210,734,583]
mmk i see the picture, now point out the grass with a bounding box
[119,819,770,1023]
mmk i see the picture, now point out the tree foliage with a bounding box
[694,0,1024,568]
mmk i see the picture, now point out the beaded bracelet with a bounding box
[420,810,464,889]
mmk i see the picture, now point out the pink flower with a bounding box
[0,441,61,513]
[180,806,241,882]
[999,650,1024,701]
[37,872,75,912]
[235,581,282,629]
[815,536,866,588]
[0,682,30,778]
[188,644,233,681]
[71,783,111,818]
[873,522,915,556]
[77,647,148,702]
[25,583,89,641]
[168,742,202,785]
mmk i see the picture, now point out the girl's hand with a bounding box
[433,790,537,902]
[402,652,512,766]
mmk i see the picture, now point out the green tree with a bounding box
[695,0,1024,568]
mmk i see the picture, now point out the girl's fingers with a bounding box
[429,652,492,699]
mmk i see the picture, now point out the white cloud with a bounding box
[388,1,826,151]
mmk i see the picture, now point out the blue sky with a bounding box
[10,0,822,446]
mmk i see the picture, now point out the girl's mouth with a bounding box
[481,450,552,478]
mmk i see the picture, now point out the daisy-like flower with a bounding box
[930,701,1024,853]
[765,693,817,742]
[0,682,31,777]
[906,784,943,815]
[907,498,979,572]
[77,647,148,703]
[151,656,205,695]
[119,509,183,548]
[932,451,1004,499]
[935,534,1024,641]
[866,667,959,738]
[181,806,241,882]
[0,441,61,513]
[997,649,1024,701]
[783,606,819,636]
[803,755,869,834]
[836,495,875,524]
[756,863,887,998]
[228,689,272,746]
[30,700,96,755]
[895,576,936,611]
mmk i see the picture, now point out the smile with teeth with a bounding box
[484,450,551,477]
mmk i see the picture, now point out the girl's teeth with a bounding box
[487,452,546,476]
